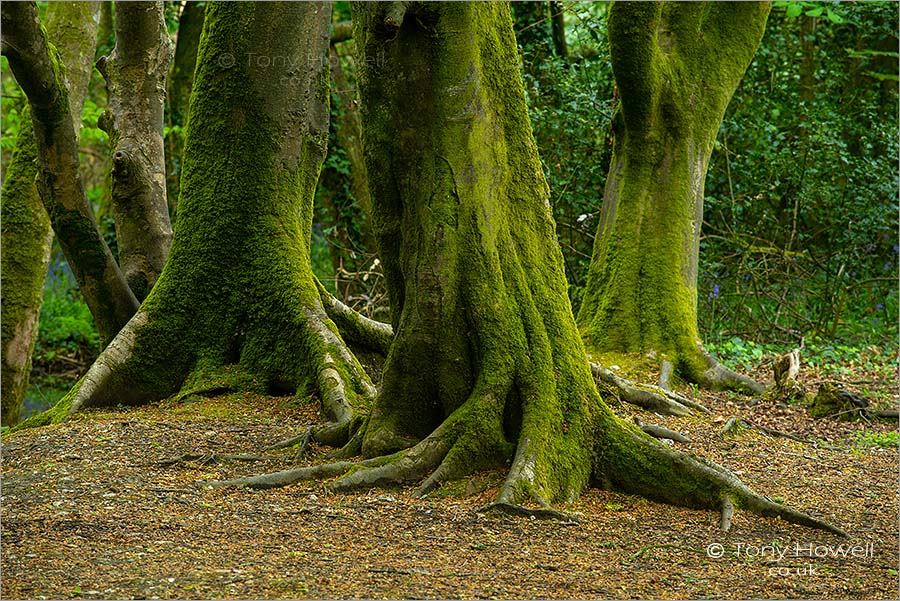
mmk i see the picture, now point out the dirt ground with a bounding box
[2,365,897,600]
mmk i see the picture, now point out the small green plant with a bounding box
[851,430,899,449]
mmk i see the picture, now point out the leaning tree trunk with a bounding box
[1,1,140,346]
[98,1,174,300]
[17,2,375,437]
[1,1,102,426]
[216,2,843,536]
[577,1,770,392]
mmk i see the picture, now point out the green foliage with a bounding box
[851,430,898,449]
[35,252,100,359]
[707,335,897,378]
[700,2,898,346]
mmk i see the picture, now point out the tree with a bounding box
[576,1,770,392]
[1,1,101,425]
[213,2,841,535]
[15,0,841,536]
[14,1,377,446]
[2,1,140,346]
[165,0,205,216]
[97,1,174,300]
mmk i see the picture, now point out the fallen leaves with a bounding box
[1,380,896,599]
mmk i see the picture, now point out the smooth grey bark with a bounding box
[1,0,139,347]
[97,1,174,300]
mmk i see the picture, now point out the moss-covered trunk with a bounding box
[26,2,373,431]
[165,0,205,217]
[577,1,770,391]
[208,1,842,536]
[2,0,140,347]
[98,1,174,300]
[349,2,600,500]
[0,1,101,425]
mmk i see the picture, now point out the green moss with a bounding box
[7,378,81,433]
[350,2,599,502]
[1,113,53,426]
[66,4,374,421]
[578,1,770,385]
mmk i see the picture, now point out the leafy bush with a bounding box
[34,252,100,359]
[700,2,899,346]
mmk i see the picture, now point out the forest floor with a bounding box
[1,360,897,600]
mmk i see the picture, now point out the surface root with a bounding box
[591,362,709,415]
[479,502,582,524]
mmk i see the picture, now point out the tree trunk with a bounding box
[97,1,174,300]
[1,0,140,347]
[166,0,205,216]
[29,2,374,437]
[1,1,102,426]
[549,2,568,59]
[577,1,770,392]
[0,120,52,427]
[211,2,842,535]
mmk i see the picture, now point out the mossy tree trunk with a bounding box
[21,0,844,536]
[98,1,174,300]
[1,0,140,346]
[25,1,374,436]
[215,2,841,535]
[1,1,101,425]
[577,1,770,392]
[165,0,205,217]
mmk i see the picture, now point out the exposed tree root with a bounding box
[633,418,691,444]
[658,360,674,390]
[590,362,709,416]
[67,310,153,415]
[316,279,393,355]
[602,425,847,537]
[693,345,765,394]
[212,402,845,537]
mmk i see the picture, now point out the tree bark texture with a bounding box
[577,1,770,391]
[165,0,205,215]
[333,3,839,535]
[1,0,140,348]
[40,2,373,436]
[1,1,102,426]
[98,1,174,300]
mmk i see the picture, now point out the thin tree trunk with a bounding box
[549,1,568,59]
[330,44,376,251]
[97,1,174,300]
[577,2,770,392]
[166,0,205,216]
[1,2,135,346]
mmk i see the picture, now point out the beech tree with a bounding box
[577,1,771,392]
[13,1,841,535]
[1,1,101,425]
[98,1,174,300]
[217,2,837,535]
[2,1,145,347]
[14,1,377,442]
